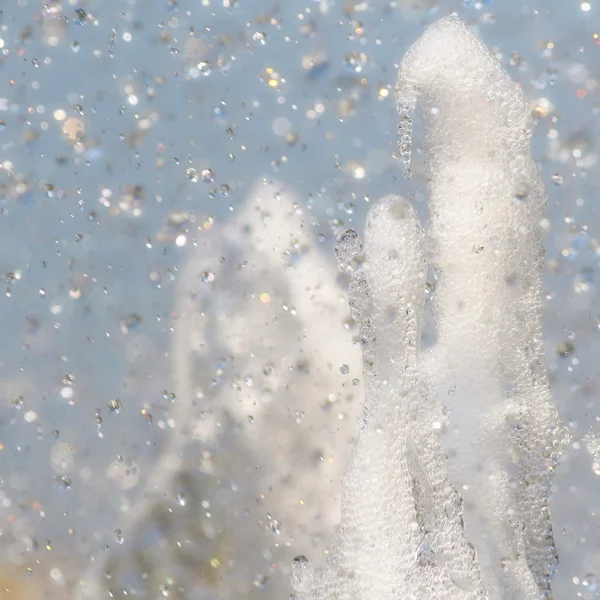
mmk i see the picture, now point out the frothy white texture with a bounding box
[292,16,566,600]
[75,181,363,599]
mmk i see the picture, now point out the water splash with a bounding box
[292,16,567,600]
[396,86,417,180]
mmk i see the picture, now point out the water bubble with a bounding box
[114,529,124,544]
[551,173,564,186]
[340,364,350,375]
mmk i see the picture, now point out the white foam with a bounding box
[292,16,567,600]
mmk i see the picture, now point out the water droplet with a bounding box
[340,364,350,375]
[197,61,212,76]
[201,168,214,183]
[114,529,124,544]
[551,173,564,186]
[120,313,141,334]
[556,341,574,357]
[53,475,72,490]
[74,8,86,24]
[292,555,309,570]
[253,574,268,589]
[269,518,281,535]
[343,51,368,73]
[252,31,267,45]
[107,399,122,414]
[186,168,199,182]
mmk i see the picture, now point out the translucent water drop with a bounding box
[197,61,212,76]
[269,519,281,535]
[253,574,268,589]
[201,168,214,183]
[107,399,122,414]
[292,555,310,570]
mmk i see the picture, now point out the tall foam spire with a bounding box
[292,16,567,600]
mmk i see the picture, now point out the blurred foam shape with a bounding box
[0,567,40,600]
[293,16,567,600]
[74,180,362,599]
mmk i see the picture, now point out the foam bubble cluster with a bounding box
[292,16,567,600]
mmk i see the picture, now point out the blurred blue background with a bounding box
[0,0,598,598]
